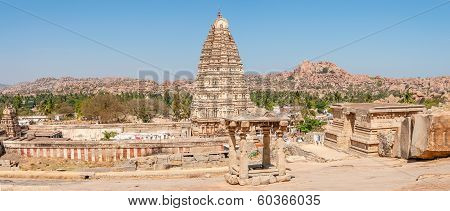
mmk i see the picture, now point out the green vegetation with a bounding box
[250,89,391,114]
[102,131,118,140]
[248,150,260,159]
[0,91,191,123]
[296,116,325,133]
[0,88,444,123]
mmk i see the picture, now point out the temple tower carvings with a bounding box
[1,105,21,137]
[191,12,253,122]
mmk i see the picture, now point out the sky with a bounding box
[0,0,449,84]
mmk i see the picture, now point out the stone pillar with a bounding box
[339,112,355,149]
[227,122,238,173]
[262,126,271,168]
[239,121,250,179]
[277,121,288,176]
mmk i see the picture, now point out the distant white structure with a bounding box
[114,132,173,141]
[18,116,49,126]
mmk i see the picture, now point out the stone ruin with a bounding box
[223,113,293,186]
[324,103,425,154]
[378,111,450,159]
[325,102,450,159]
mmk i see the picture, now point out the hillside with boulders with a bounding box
[246,61,449,100]
[1,61,449,100]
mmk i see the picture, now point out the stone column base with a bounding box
[224,173,293,186]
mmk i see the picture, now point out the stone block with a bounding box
[410,113,450,159]
[276,175,290,182]
[169,154,182,161]
[269,175,277,184]
[377,131,395,157]
[399,117,412,159]
[208,154,221,161]
[194,154,209,162]
[241,121,250,128]
[251,176,261,186]
[154,163,171,170]
[182,156,196,163]
[260,176,270,185]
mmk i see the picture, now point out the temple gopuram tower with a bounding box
[191,12,253,136]
[1,105,21,137]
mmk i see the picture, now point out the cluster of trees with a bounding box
[250,90,391,114]
[0,90,192,123]
[0,94,87,117]
[0,88,445,124]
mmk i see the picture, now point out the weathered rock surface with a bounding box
[409,112,450,159]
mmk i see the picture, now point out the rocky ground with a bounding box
[1,144,449,191]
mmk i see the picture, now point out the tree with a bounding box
[127,98,168,123]
[315,99,329,114]
[171,90,182,121]
[296,116,324,133]
[400,89,415,104]
[56,102,75,117]
[163,90,172,106]
[80,94,126,123]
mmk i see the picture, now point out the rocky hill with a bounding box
[246,61,449,98]
[1,61,449,98]
[0,77,193,95]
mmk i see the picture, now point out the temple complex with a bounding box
[191,12,253,136]
[1,105,21,138]
[324,103,425,154]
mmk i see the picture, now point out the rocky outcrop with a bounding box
[0,77,193,95]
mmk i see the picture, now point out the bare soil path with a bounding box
[2,156,449,191]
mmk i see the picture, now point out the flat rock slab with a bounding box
[297,144,349,161]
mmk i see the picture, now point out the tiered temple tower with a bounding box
[191,12,253,122]
[1,105,21,137]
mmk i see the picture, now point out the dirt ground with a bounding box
[1,155,450,191]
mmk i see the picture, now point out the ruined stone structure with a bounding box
[324,103,425,154]
[1,105,21,138]
[191,12,253,136]
[2,137,227,162]
[223,114,293,186]
[378,111,450,159]
[28,122,191,141]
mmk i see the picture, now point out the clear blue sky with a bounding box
[0,0,449,84]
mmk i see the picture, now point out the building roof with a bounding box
[332,103,425,114]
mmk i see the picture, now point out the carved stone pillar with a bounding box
[227,122,238,172]
[277,121,289,176]
[262,126,271,168]
[239,121,250,179]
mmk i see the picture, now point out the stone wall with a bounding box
[29,122,192,141]
[2,137,226,162]
[133,152,227,170]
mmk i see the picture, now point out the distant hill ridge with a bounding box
[1,61,449,97]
